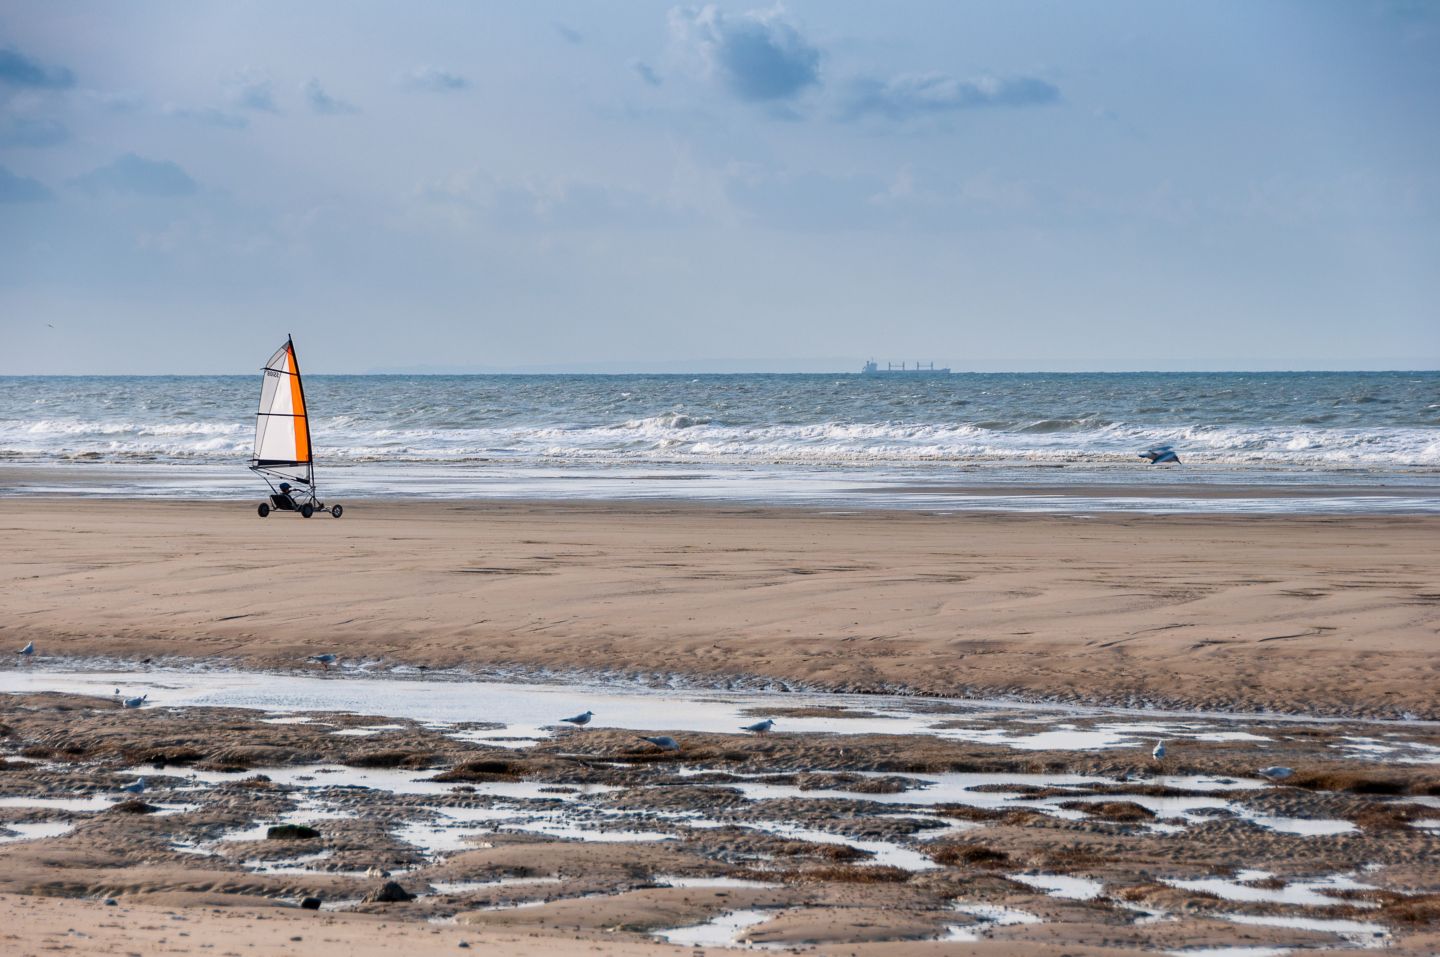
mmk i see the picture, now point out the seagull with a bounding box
[1258,766,1293,780]
[1151,739,1166,761]
[1139,445,1181,465]
[18,641,34,657]
[560,710,593,727]
[639,735,680,752]
[123,694,147,709]
[742,719,775,734]
[120,777,146,794]
[307,654,338,670]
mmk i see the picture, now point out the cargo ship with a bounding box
[860,360,951,376]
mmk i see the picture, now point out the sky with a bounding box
[1,1,1437,374]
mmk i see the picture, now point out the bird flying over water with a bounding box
[123,694,147,709]
[18,641,34,657]
[742,718,775,734]
[639,735,680,752]
[1151,739,1166,761]
[560,710,593,727]
[307,654,338,669]
[1139,445,1181,465]
[1258,766,1293,780]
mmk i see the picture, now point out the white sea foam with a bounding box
[4,374,1438,509]
[5,417,1437,467]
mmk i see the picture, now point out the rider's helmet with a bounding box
[279,483,291,492]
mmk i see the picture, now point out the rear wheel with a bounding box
[258,503,270,518]
[331,504,343,518]
[300,503,314,519]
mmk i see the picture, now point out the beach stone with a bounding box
[300,897,322,911]
[266,824,321,840]
[364,880,416,903]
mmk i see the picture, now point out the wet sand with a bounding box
[1,497,1437,717]
[1,691,1438,953]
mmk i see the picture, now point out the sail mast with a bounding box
[288,334,316,490]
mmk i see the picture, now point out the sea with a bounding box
[2,371,1437,513]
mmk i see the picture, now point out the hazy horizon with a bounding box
[4,362,1439,377]
[3,2,1438,375]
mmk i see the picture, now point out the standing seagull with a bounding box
[1258,766,1293,781]
[742,718,775,734]
[639,735,680,752]
[1151,739,1166,762]
[560,710,594,727]
[18,641,34,658]
[120,777,146,794]
[307,654,338,670]
[123,694,147,709]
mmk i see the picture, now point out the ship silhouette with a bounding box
[860,360,951,376]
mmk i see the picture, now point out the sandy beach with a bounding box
[1,497,1436,717]
[4,496,1440,953]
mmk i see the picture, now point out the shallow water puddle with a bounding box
[1335,736,1440,765]
[654,875,782,889]
[942,908,1044,944]
[1162,871,1376,908]
[687,769,1334,837]
[395,804,673,856]
[160,762,614,801]
[746,822,939,871]
[1008,872,1105,900]
[331,724,407,737]
[426,877,562,895]
[1166,948,1292,957]
[1238,812,1355,836]
[8,666,1421,758]
[655,909,777,948]
[0,821,74,843]
[240,850,356,875]
[1220,913,1389,948]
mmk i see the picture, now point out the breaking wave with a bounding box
[2,371,1437,471]
[3,417,1437,468]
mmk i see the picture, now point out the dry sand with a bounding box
[2,497,1438,717]
[2,497,1436,717]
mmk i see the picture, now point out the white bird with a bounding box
[120,777,146,794]
[18,641,34,657]
[742,719,775,734]
[307,654,338,669]
[123,694,147,709]
[639,735,680,752]
[1258,766,1293,780]
[560,710,593,727]
[1151,739,1166,761]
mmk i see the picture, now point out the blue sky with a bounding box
[1,1,1437,373]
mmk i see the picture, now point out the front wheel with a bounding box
[331,504,343,518]
[300,503,314,519]
[258,503,270,518]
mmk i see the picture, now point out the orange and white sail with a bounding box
[252,337,312,481]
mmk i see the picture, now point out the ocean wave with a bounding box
[3,371,1437,472]
[4,417,1437,468]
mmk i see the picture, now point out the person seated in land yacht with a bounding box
[270,482,298,510]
